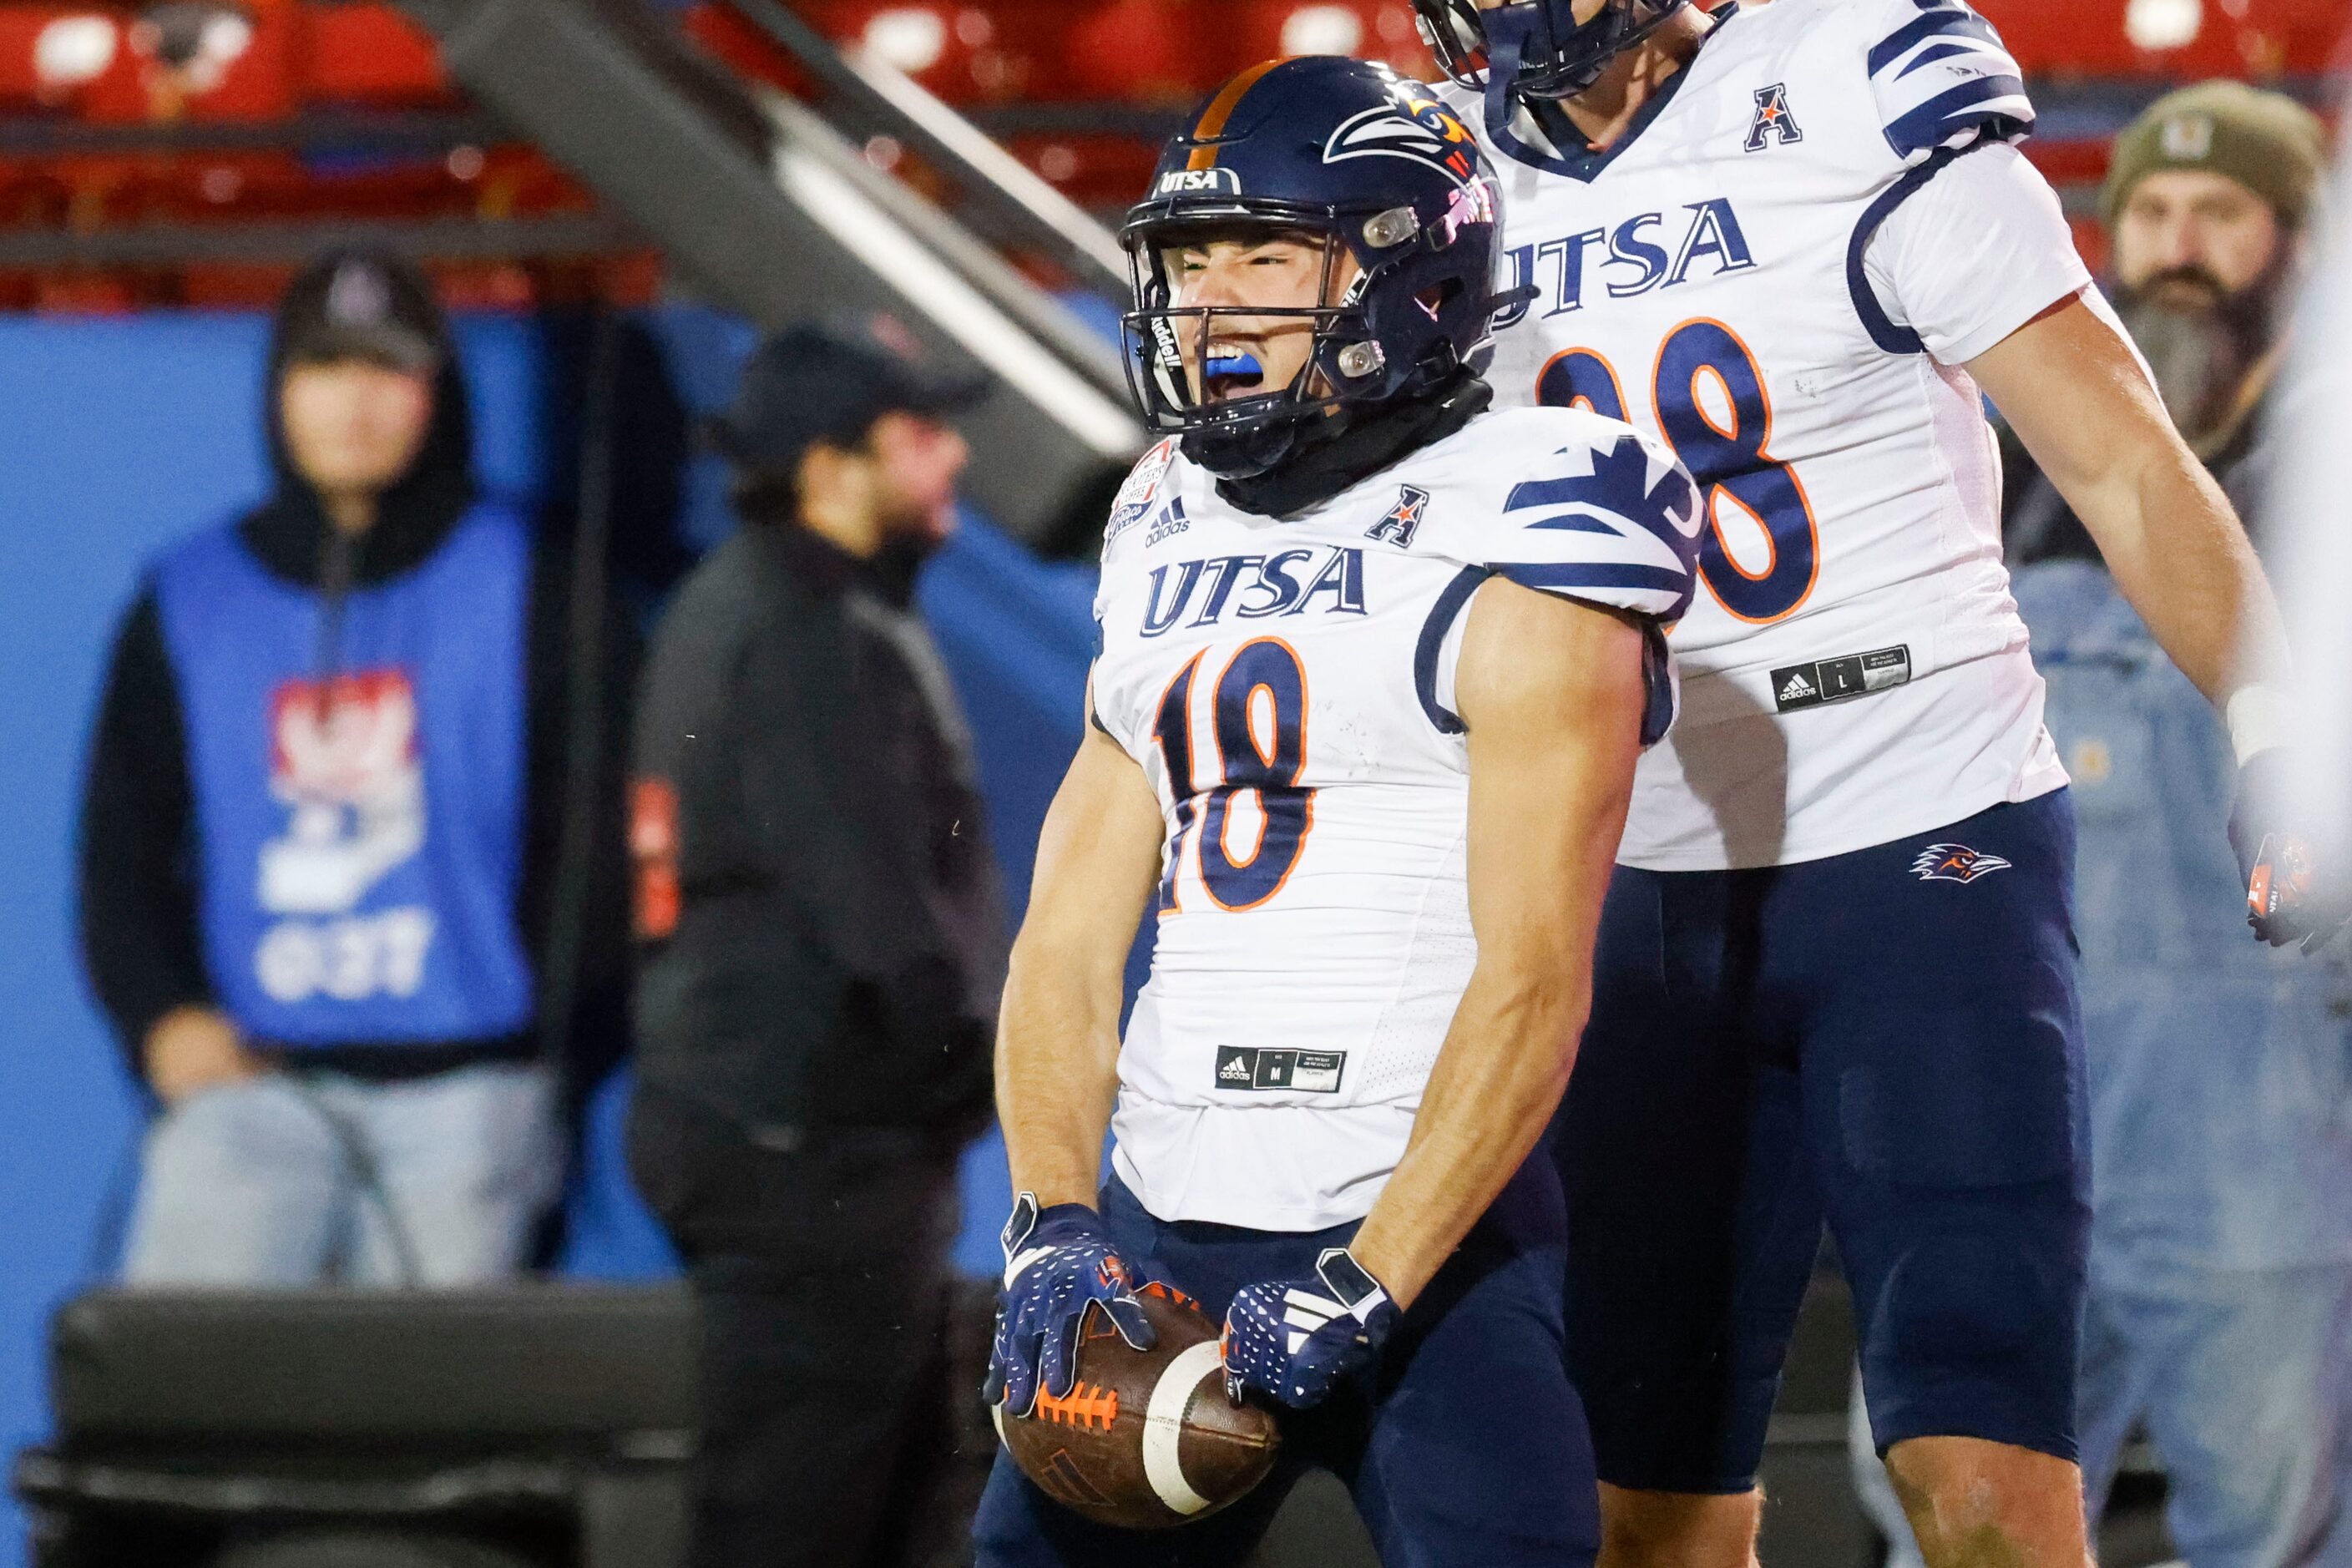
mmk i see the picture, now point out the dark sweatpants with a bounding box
[627,1085,964,1568]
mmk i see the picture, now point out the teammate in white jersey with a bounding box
[974,57,1701,1565]
[1410,2,2324,1564]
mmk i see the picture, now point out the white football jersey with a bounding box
[1449,0,2086,870]
[1091,407,1701,1231]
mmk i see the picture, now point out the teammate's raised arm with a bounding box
[1348,581,1648,1308]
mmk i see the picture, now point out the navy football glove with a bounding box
[983,1193,1156,1417]
[2229,750,2350,951]
[1221,1247,1399,1410]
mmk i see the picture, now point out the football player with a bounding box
[975,56,1702,1567]
[1408,1,2329,1564]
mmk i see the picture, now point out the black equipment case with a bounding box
[13,1287,695,1568]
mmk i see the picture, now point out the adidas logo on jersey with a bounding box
[1214,1046,1346,1094]
[1773,646,1913,714]
[1145,498,1190,548]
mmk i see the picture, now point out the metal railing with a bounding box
[719,0,1130,301]
[394,0,1142,550]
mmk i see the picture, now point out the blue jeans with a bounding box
[121,1062,560,1286]
[1852,1263,2352,1568]
[2077,1263,2352,1568]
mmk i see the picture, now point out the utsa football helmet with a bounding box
[1122,55,1521,478]
[1414,0,1692,102]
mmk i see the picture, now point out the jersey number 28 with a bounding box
[1151,639,1315,914]
[1539,318,1819,624]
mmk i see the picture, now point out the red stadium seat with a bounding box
[1979,0,2344,79]
[681,4,817,98]
[303,3,455,108]
[1006,128,1159,210]
[0,8,139,114]
[175,0,298,121]
[22,0,301,124]
[1221,0,1438,78]
[802,0,1070,104]
[1063,0,1220,104]
[0,8,96,108]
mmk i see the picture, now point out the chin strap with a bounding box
[1484,0,1692,129]
[1481,10,1533,149]
[1210,373,1495,520]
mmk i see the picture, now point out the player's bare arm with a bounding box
[1348,580,1647,1308]
[1975,295,2343,946]
[1970,294,2288,703]
[982,711,1167,1419]
[995,711,1163,1211]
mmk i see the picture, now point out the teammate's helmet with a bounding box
[1122,56,1518,478]
[1413,0,1691,102]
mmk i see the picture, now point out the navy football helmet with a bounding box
[1122,56,1520,478]
[1414,0,1691,102]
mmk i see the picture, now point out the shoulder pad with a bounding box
[1469,411,1702,628]
[1856,0,2034,165]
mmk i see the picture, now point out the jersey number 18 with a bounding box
[1152,640,1316,915]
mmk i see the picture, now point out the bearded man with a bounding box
[2006,82,2324,562]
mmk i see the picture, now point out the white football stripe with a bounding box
[1143,1340,1225,1517]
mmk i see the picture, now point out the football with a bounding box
[994,1281,1281,1529]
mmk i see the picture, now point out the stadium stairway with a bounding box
[387,0,1143,553]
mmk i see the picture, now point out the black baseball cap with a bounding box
[275,247,446,374]
[706,314,987,474]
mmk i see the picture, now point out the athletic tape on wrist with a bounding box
[2225,683,2295,768]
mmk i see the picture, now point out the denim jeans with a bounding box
[2078,1263,2352,1568]
[121,1061,560,1287]
[1855,1262,2352,1567]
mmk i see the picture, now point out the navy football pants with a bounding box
[973,1157,1601,1566]
[1560,791,2091,1494]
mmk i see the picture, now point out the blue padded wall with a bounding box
[0,308,1104,1564]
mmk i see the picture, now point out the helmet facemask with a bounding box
[1413,0,1690,102]
[1414,0,1491,87]
[1124,221,1394,478]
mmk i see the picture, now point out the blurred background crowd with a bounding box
[3,2,2351,1565]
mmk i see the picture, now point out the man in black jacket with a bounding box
[626,317,1004,1568]
[78,247,635,1286]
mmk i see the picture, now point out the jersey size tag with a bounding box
[1215,1046,1346,1094]
[1771,645,1911,713]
